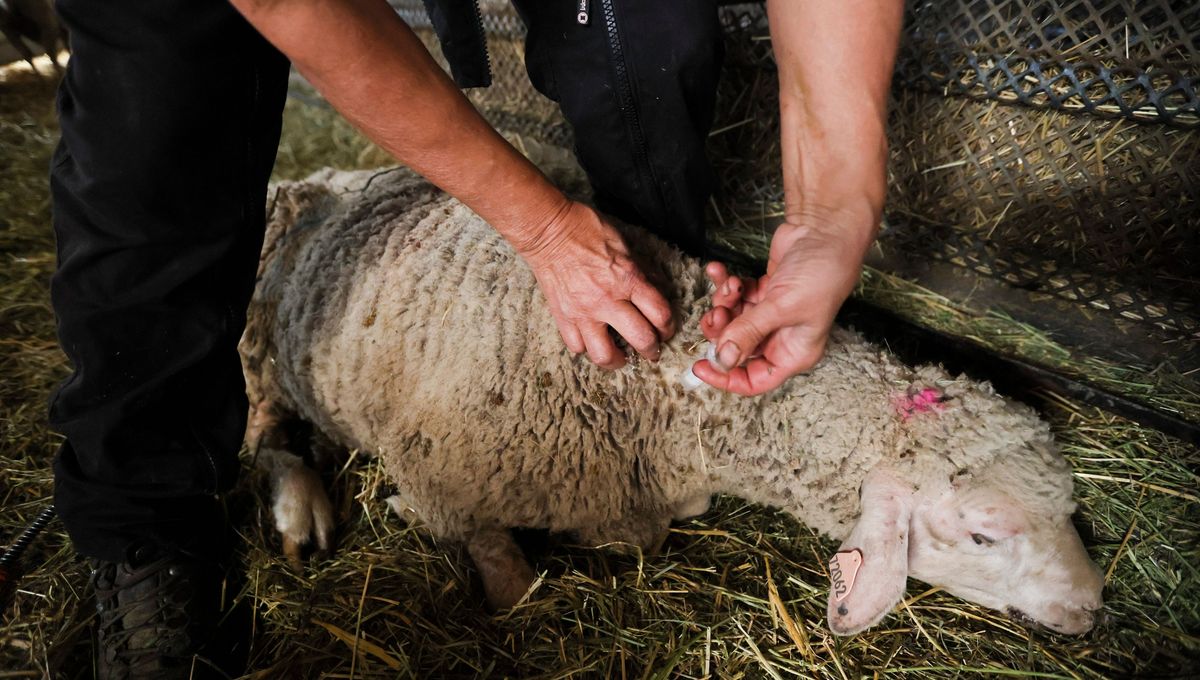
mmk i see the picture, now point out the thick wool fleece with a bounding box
[241,162,1075,548]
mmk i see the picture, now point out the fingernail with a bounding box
[716,341,740,372]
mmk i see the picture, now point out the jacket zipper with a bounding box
[598,0,659,213]
[576,0,590,25]
[470,0,492,85]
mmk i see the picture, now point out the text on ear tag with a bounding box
[829,549,863,603]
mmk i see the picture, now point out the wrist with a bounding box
[507,193,573,261]
[779,208,878,263]
[779,99,887,252]
[783,181,883,259]
[469,149,577,264]
[791,148,888,220]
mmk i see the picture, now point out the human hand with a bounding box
[692,215,872,395]
[521,201,675,369]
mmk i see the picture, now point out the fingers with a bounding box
[703,260,755,345]
[554,318,586,355]
[705,261,744,310]
[700,305,734,341]
[714,276,744,310]
[711,298,783,371]
[630,281,675,340]
[692,325,827,396]
[691,354,789,396]
[581,322,626,370]
[705,261,728,288]
[556,296,667,367]
[692,358,789,396]
[605,301,662,362]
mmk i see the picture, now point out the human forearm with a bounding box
[231,0,675,366]
[767,0,903,248]
[230,0,567,252]
[695,1,903,394]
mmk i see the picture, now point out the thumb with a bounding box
[714,300,781,371]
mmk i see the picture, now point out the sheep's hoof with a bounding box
[281,536,304,571]
[466,529,537,611]
[270,456,334,568]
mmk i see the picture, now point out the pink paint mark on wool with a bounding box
[893,387,948,421]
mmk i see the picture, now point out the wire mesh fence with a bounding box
[898,0,1199,126]
[390,0,1198,426]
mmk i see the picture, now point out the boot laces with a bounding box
[91,549,201,675]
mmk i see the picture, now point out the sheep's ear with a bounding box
[827,469,915,635]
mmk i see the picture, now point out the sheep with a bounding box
[240,141,1105,636]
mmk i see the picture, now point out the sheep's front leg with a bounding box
[247,395,333,566]
[466,528,536,611]
[259,447,335,568]
[250,400,334,568]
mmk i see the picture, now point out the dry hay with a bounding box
[2,60,1199,678]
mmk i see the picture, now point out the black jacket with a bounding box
[421,0,492,87]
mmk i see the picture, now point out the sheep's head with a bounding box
[826,457,1104,636]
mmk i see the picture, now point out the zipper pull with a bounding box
[576,0,590,25]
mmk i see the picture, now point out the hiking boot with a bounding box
[90,542,221,679]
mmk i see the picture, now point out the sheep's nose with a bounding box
[1045,603,1101,635]
[1075,575,1105,618]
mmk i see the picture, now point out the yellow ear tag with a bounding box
[829,549,863,603]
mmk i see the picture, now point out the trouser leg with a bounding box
[512,0,723,256]
[49,0,290,562]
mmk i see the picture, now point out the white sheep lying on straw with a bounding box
[241,143,1104,636]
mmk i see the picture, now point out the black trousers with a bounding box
[49,0,723,562]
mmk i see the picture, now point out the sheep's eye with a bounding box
[971,533,994,546]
